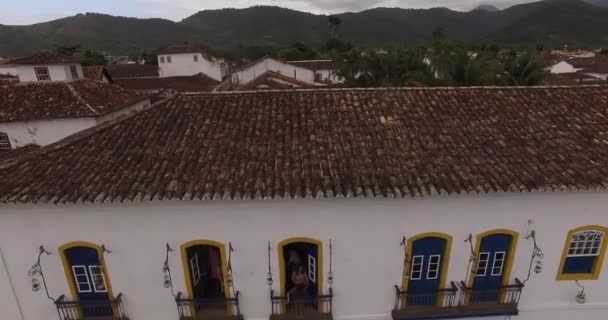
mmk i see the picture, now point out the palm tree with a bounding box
[501,51,549,86]
[328,15,342,39]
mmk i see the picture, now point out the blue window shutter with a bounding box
[563,256,595,274]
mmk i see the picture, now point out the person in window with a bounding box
[288,265,310,314]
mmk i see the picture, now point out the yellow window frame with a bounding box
[400,232,453,307]
[58,241,117,317]
[556,225,608,281]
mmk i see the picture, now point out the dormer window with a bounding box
[70,65,79,79]
[35,67,51,81]
[0,132,11,151]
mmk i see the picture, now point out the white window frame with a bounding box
[491,251,506,276]
[88,265,108,293]
[35,67,51,81]
[476,252,490,277]
[308,254,317,283]
[568,231,604,257]
[72,266,92,293]
[70,65,79,79]
[427,255,441,280]
[190,254,201,286]
[410,255,424,280]
[0,132,11,151]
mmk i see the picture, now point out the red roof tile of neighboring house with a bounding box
[0,79,149,122]
[238,71,314,90]
[115,73,219,92]
[8,51,80,65]
[2,85,608,203]
[106,64,159,79]
[83,66,112,82]
[287,60,338,70]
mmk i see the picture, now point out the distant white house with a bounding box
[0,59,17,77]
[7,51,84,82]
[230,56,320,87]
[157,45,228,81]
[0,51,151,151]
[548,61,581,74]
[287,59,344,84]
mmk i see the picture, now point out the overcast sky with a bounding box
[1,0,541,25]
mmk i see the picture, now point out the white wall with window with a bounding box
[158,53,224,81]
[0,118,97,148]
[15,64,83,82]
[0,192,607,320]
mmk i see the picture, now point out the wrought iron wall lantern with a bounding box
[266,241,274,287]
[328,239,334,287]
[575,280,586,304]
[523,219,544,284]
[162,243,176,296]
[28,246,55,301]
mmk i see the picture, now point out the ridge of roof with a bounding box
[183,84,608,96]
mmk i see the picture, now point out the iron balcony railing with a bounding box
[458,278,524,308]
[55,293,127,320]
[175,291,243,320]
[392,279,524,320]
[270,288,333,320]
[393,282,459,311]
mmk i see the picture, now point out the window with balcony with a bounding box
[557,226,608,280]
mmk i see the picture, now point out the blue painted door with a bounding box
[472,234,512,303]
[65,246,112,317]
[407,237,446,306]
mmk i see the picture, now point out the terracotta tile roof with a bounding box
[0,144,40,164]
[115,73,219,93]
[0,80,149,122]
[106,64,159,79]
[2,85,608,204]
[238,71,314,90]
[287,60,338,71]
[9,51,80,65]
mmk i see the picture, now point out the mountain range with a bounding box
[0,0,607,57]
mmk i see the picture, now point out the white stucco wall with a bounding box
[582,72,608,80]
[15,64,83,83]
[0,191,607,320]
[548,61,581,74]
[158,53,224,81]
[232,58,316,85]
[0,66,17,76]
[0,118,96,148]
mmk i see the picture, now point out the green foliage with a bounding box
[500,51,549,86]
[129,50,159,65]
[82,49,108,66]
[55,44,107,66]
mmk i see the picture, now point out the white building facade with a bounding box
[231,57,318,86]
[0,193,607,320]
[158,45,228,81]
